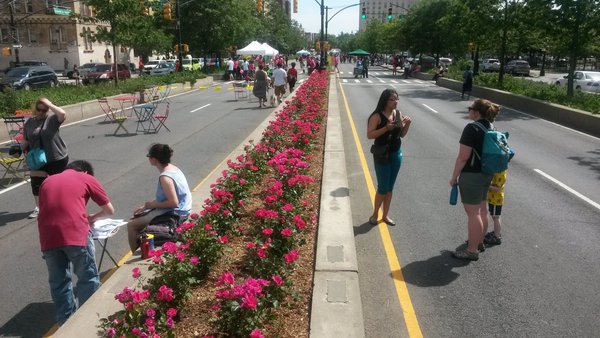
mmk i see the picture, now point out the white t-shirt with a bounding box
[227,59,234,71]
[273,68,287,86]
[243,61,249,71]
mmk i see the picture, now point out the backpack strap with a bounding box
[469,121,488,163]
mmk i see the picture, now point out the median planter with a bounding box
[437,78,600,138]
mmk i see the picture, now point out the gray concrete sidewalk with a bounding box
[53,72,365,337]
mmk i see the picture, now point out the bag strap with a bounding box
[37,117,47,148]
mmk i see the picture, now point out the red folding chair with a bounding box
[153,102,171,132]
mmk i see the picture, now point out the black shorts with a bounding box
[488,204,502,216]
[41,156,69,175]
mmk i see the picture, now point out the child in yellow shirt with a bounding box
[485,170,506,245]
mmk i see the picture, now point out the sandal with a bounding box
[368,216,378,225]
[384,218,396,226]
[452,248,479,261]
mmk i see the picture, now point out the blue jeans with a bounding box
[42,233,99,325]
[374,149,403,194]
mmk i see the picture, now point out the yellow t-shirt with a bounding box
[487,171,507,206]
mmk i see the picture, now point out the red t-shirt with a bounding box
[288,68,298,80]
[38,169,110,251]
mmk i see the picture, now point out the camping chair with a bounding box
[153,102,171,133]
[98,98,128,135]
[0,148,25,187]
[233,82,248,100]
[154,85,172,104]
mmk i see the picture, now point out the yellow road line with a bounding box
[192,156,229,192]
[338,80,423,338]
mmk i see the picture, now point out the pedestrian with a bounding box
[367,89,412,226]
[449,99,500,260]
[72,64,80,85]
[272,63,287,104]
[253,64,269,108]
[138,57,144,75]
[287,61,298,92]
[484,152,513,246]
[392,56,398,76]
[227,58,234,80]
[37,160,115,325]
[333,54,340,73]
[404,60,411,78]
[127,144,192,252]
[22,98,68,219]
[462,65,474,100]
[363,57,369,78]
[243,58,249,76]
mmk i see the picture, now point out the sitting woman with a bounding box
[127,143,192,252]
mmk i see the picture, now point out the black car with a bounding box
[4,60,48,74]
[0,65,58,90]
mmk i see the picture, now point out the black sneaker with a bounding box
[483,232,502,246]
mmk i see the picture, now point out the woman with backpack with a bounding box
[449,99,500,261]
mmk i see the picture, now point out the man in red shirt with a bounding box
[287,62,298,92]
[37,160,114,325]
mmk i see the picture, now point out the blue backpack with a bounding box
[471,122,512,174]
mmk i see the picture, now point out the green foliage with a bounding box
[445,70,600,114]
[0,73,206,118]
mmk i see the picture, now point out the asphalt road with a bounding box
[337,64,600,337]
[0,78,304,337]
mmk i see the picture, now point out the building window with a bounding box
[49,27,65,50]
[0,28,10,44]
[83,27,93,50]
[25,0,33,13]
[27,28,37,43]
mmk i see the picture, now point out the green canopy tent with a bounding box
[348,49,370,56]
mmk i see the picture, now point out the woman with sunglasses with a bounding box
[367,88,412,226]
[127,143,192,252]
[22,98,68,219]
[449,99,500,260]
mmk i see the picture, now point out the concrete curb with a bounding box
[52,81,299,337]
[0,77,213,145]
[309,73,365,337]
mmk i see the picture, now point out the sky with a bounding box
[291,0,359,36]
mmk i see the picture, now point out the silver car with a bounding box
[504,60,530,76]
[480,58,500,72]
[149,62,175,76]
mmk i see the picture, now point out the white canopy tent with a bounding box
[261,43,279,56]
[296,49,310,55]
[237,41,266,55]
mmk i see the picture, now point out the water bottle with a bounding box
[449,184,459,205]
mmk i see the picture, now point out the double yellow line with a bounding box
[338,80,423,338]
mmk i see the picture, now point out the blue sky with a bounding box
[291,0,359,35]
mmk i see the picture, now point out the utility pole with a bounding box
[320,0,325,69]
[176,0,183,72]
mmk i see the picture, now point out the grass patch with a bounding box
[0,71,206,117]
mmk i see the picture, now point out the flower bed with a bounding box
[100,69,329,338]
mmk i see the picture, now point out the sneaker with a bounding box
[28,207,39,219]
[452,248,479,261]
[483,232,502,246]
[465,240,486,252]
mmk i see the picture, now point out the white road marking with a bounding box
[422,104,438,114]
[0,179,29,195]
[354,79,360,83]
[379,78,385,83]
[343,79,348,83]
[534,169,600,211]
[366,79,373,83]
[402,80,410,83]
[190,104,211,113]
[391,80,398,84]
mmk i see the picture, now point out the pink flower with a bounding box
[282,203,293,212]
[190,212,199,219]
[156,285,174,302]
[162,242,178,254]
[284,250,299,264]
[166,307,178,317]
[166,317,175,328]
[106,327,116,338]
[132,327,141,335]
[262,228,273,236]
[245,242,256,249]
[272,275,284,286]
[216,272,235,286]
[131,267,141,279]
[176,251,186,262]
[211,303,221,311]
[219,235,229,244]
[146,308,156,318]
[204,223,212,230]
[256,248,267,259]
[241,294,258,309]
[280,227,292,237]
[145,318,154,327]
[249,329,265,338]
[190,256,199,264]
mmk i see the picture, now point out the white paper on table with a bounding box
[92,219,128,239]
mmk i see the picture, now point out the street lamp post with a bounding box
[8,0,20,63]
[176,0,183,72]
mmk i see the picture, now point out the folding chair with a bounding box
[155,85,172,104]
[153,102,171,133]
[98,98,128,135]
[98,98,117,122]
[235,82,249,100]
[0,148,25,187]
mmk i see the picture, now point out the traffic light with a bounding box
[361,6,366,19]
[388,6,393,20]
[293,0,298,13]
[163,3,172,21]
[257,0,263,13]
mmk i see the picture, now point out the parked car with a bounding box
[555,71,600,93]
[63,62,100,79]
[504,60,530,76]
[181,58,201,71]
[4,60,48,74]
[0,65,58,90]
[143,60,166,74]
[149,62,175,76]
[82,63,131,84]
[480,58,501,72]
[439,57,453,66]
